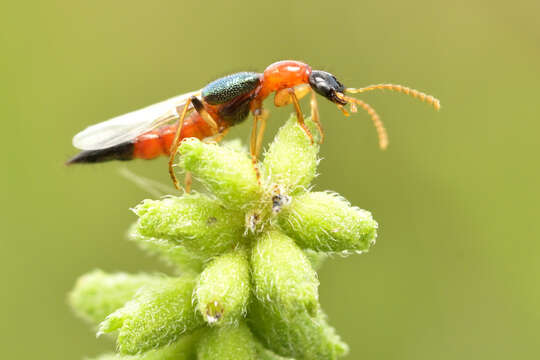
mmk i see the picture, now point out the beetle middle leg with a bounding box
[249,112,262,185]
[183,172,193,193]
[210,128,230,143]
[255,109,269,157]
[192,97,219,133]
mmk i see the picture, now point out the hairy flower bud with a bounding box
[179,138,261,208]
[71,114,380,360]
[262,116,320,193]
[249,232,347,359]
[278,191,378,253]
[87,333,199,360]
[195,250,250,325]
[251,230,319,314]
[134,194,245,258]
[99,274,202,354]
[69,270,158,324]
[129,227,204,273]
[197,323,257,360]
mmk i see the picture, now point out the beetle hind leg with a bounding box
[168,97,194,191]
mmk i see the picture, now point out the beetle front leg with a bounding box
[288,88,314,144]
[310,89,324,144]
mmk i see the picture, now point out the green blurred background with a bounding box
[2,0,539,359]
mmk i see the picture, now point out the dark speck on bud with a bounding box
[272,194,291,214]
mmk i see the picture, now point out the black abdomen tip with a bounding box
[66,142,134,165]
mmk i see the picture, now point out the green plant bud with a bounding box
[197,323,257,360]
[195,250,250,326]
[262,115,320,193]
[128,226,203,273]
[178,138,261,208]
[134,193,245,258]
[99,274,202,355]
[303,249,328,271]
[87,332,199,360]
[251,230,319,316]
[255,342,294,360]
[249,231,348,359]
[69,270,158,324]
[249,303,348,360]
[278,191,378,253]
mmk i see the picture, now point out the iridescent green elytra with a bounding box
[202,72,261,105]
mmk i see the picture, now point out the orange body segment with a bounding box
[133,112,215,160]
[257,60,312,101]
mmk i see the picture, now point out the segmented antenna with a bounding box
[346,84,441,110]
[339,94,388,150]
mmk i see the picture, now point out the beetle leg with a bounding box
[192,97,219,132]
[249,113,262,185]
[209,127,230,143]
[184,172,193,193]
[310,89,324,144]
[255,109,269,157]
[288,88,314,144]
[168,96,194,191]
[274,84,310,107]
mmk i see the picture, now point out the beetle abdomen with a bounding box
[202,72,261,105]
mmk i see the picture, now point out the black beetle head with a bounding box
[309,70,347,105]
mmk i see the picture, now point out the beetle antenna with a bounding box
[346,84,441,111]
[336,93,388,150]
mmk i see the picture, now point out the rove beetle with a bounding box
[69,60,440,189]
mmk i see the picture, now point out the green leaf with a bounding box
[99,274,202,355]
[195,250,250,326]
[278,191,378,253]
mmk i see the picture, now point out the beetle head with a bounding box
[309,70,347,105]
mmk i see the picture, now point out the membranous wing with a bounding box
[72,89,202,150]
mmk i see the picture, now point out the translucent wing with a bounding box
[72,89,202,150]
